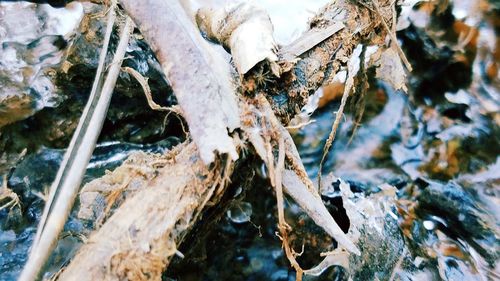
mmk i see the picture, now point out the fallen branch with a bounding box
[119,0,240,164]
[254,0,392,124]
[54,0,399,279]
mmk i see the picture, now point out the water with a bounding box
[0,2,83,127]
[1,0,499,280]
[227,201,253,224]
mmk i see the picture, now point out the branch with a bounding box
[119,0,240,164]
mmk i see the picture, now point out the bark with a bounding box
[58,143,234,281]
[120,0,240,165]
[264,0,390,124]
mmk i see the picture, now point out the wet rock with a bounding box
[0,2,178,177]
[415,179,498,264]
[336,181,413,280]
[7,140,175,203]
[0,227,36,281]
[398,178,499,280]
[8,148,63,201]
[0,2,83,127]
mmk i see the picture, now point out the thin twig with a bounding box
[121,66,170,111]
[285,119,316,130]
[19,11,133,281]
[372,0,413,72]
[33,2,117,248]
[317,79,353,190]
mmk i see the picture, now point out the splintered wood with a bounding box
[58,143,233,281]
[240,95,359,281]
[196,2,279,75]
[279,22,345,61]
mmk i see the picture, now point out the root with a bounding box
[285,119,316,130]
[121,66,170,111]
[254,95,305,280]
[121,66,188,138]
[318,76,353,189]
[274,136,304,281]
[0,176,21,211]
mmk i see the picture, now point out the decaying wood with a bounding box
[55,0,400,279]
[257,0,393,124]
[58,143,234,281]
[279,22,345,62]
[120,0,240,165]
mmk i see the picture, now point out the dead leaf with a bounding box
[375,47,408,92]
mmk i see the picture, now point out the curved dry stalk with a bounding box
[317,75,353,190]
[19,12,133,281]
[274,136,304,281]
[121,66,170,111]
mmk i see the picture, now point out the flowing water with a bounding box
[0,1,499,280]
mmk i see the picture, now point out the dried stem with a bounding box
[121,66,170,111]
[372,0,413,72]
[19,11,133,281]
[274,136,304,281]
[317,74,353,189]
